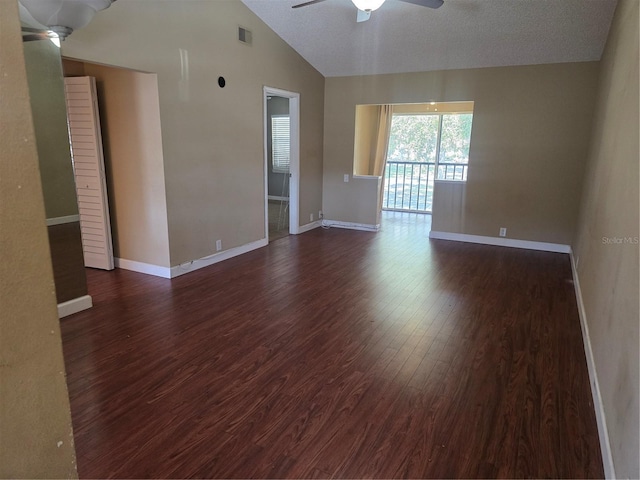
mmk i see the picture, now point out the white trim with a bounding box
[57,295,92,318]
[115,258,172,278]
[428,231,571,253]
[352,174,381,180]
[321,219,380,232]
[46,215,80,226]
[263,91,270,242]
[267,195,290,202]
[170,238,268,278]
[298,220,322,234]
[569,250,616,479]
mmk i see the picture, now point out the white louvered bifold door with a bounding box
[64,76,114,270]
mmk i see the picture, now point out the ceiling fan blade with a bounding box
[292,0,328,8]
[397,0,444,8]
[22,33,50,42]
[356,9,371,22]
[21,26,48,33]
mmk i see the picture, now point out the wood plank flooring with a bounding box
[268,199,290,242]
[60,212,603,478]
[48,221,88,303]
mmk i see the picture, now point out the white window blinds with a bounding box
[272,115,290,173]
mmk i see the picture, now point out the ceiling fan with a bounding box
[21,26,59,43]
[292,0,443,23]
[18,0,117,41]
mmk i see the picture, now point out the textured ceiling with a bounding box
[241,0,618,77]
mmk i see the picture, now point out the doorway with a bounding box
[62,58,171,272]
[263,87,300,242]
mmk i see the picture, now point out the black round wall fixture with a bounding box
[218,76,226,88]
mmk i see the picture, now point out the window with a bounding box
[387,114,439,164]
[386,112,473,181]
[271,115,290,173]
[437,113,473,181]
[383,110,474,212]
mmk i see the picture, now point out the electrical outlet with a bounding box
[310,213,314,222]
[344,174,350,183]
[499,227,507,237]
[319,210,323,219]
[216,239,222,251]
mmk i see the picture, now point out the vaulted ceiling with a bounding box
[242,0,618,77]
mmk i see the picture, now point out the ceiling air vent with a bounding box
[238,26,252,45]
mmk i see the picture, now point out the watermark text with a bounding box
[602,236,639,245]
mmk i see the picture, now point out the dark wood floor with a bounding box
[268,200,290,242]
[61,212,603,478]
[48,221,88,303]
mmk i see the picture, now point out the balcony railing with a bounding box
[382,161,468,213]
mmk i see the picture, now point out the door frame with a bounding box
[263,86,300,239]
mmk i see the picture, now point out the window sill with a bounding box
[434,179,467,184]
[352,174,381,180]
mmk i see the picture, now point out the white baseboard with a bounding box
[321,219,380,232]
[57,295,92,318]
[268,195,289,202]
[115,258,172,279]
[170,238,268,278]
[428,231,571,253]
[569,250,616,479]
[116,239,270,279]
[46,215,80,227]
[297,220,322,234]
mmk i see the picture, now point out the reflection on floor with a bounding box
[268,199,289,242]
[380,209,432,231]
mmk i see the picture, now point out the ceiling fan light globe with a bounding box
[18,0,115,38]
[351,0,385,12]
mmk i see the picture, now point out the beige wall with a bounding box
[66,62,171,268]
[62,58,86,76]
[23,40,78,220]
[62,0,325,266]
[573,0,639,478]
[0,1,77,477]
[353,105,378,176]
[324,63,599,242]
